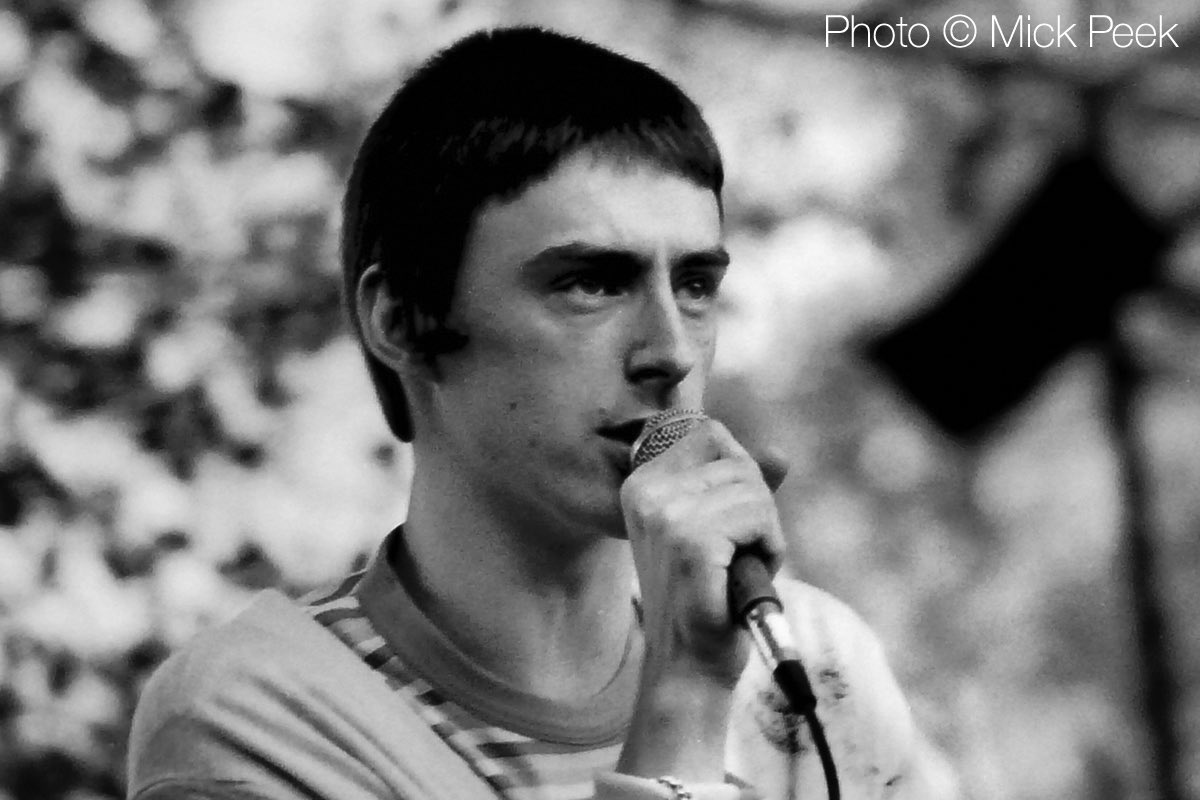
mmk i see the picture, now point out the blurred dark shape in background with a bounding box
[869,148,1186,799]
[869,154,1166,438]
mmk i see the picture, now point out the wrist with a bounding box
[618,675,735,781]
[640,629,750,694]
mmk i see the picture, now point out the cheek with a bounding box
[445,309,625,417]
[689,319,719,369]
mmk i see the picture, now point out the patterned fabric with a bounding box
[304,573,625,800]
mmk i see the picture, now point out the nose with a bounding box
[626,280,701,401]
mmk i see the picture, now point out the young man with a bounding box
[128,27,942,800]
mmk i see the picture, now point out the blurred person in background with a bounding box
[126,26,945,800]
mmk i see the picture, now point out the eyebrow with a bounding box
[524,241,730,273]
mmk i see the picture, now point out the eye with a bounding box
[552,262,637,304]
[675,267,724,311]
[677,273,717,299]
[565,273,615,296]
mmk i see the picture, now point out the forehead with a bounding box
[460,152,723,280]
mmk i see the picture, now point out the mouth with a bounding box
[597,418,649,447]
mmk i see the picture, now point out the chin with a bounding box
[536,460,628,540]
[568,492,628,542]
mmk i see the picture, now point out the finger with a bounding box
[697,420,790,497]
[698,417,755,462]
[638,457,759,497]
[707,481,787,576]
[621,460,768,537]
[670,481,785,569]
[705,385,793,493]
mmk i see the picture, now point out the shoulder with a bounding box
[129,587,520,800]
[131,591,319,724]
[126,590,387,798]
[726,577,924,798]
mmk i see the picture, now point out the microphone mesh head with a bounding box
[629,409,707,471]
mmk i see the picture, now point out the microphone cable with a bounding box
[732,554,840,800]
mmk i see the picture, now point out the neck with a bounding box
[396,461,636,700]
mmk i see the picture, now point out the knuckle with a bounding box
[705,417,742,448]
[734,463,764,490]
[619,477,647,508]
[657,497,692,533]
[622,473,668,508]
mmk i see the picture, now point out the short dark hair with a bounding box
[341,26,724,441]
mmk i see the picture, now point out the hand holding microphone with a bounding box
[620,409,788,689]
[625,409,840,799]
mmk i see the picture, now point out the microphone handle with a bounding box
[727,549,782,621]
[730,556,839,799]
[728,552,817,716]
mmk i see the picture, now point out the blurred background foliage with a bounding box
[0,0,1198,798]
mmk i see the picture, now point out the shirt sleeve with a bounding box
[132,779,284,800]
[594,772,760,800]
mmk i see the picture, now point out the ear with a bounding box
[355,263,423,377]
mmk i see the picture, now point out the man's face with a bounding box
[421,151,726,540]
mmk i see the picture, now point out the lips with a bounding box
[598,418,649,446]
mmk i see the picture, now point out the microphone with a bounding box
[627,409,816,714]
[629,409,840,799]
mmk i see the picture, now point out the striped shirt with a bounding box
[302,533,642,800]
[127,527,933,800]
